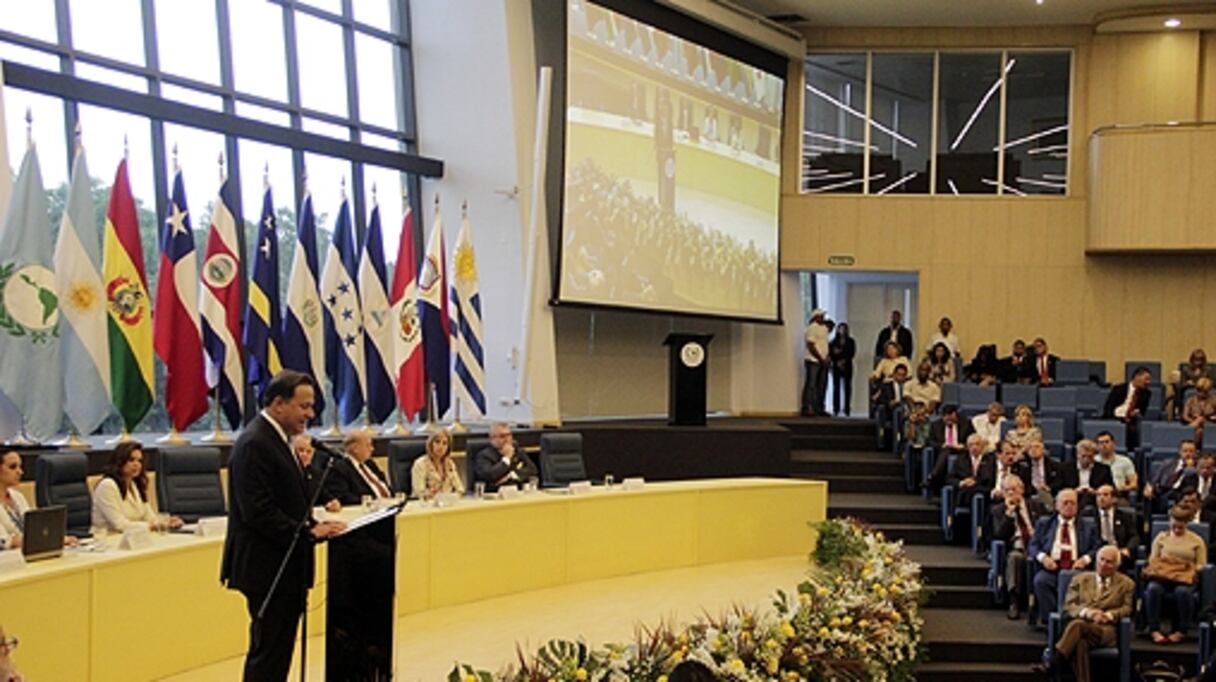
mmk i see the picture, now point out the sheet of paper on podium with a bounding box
[335,501,406,536]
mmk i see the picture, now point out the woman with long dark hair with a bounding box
[829,322,856,416]
[91,442,181,533]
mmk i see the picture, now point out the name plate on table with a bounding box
[434,492,461,507]
[622,477,646,491]
[0,549,26,573]
[499,486,521,500]
[119,524,153,550]
[197,517,228,537]
[568,481,593,495]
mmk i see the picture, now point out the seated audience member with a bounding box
[1060,439,1114,510]
[411,430,463,500]
[1005,404,1042,459]
[999,339,1032,385]
[964,344,1001,386]
[990,440,1022,501]
[873,310,913,365]
[904,362,941,412]
[1184,377,1216,445]
[870,340,911,383]
[874,364,910,450]
[290,434,341,512]
[0,625,23,682]
[1172,348,1214,420]
[1144,440,1200,515]
[1144,504,1208,644]
[92,442,182,533]
[904,402,932,450]
[926,316,960,358]
[971,402,1006,454]
[990,476,1049,619]
[1094,430,1137,501]
[1196,453,1216,506]
[924,405,974,490]
[1026,337,1059,386]
[1177,487,1206,524]
[0,452,28,551]
[1016,439,1062,506]
[1088,484,1138,571]
[1029,489,1099,627]
[324,430,393,506]
[474,422,539,493]
[946,434,995,509]
[927,342,956,385]
[1030,545,1134,681]
[1104,366,1153,448]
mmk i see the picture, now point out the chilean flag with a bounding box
[417,202,450,419]
[153,169,208,431]
[389,205,425,421]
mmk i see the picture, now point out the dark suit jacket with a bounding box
[929,419,974,452]
[1023,352,1060,384]
[1028,514,1100,567]
[1149,457,1196,493]
[1015,456,1064,496]
[947,452,996,490]
[323,456,391,506]
[473,445,539,493]
[990,497,1050,548]
[875,325,914,360]
[1103,382,1152,420]
[878,379,907,409]
[220,414,315,597]
[1086,506,1140,557]
[1059,461,1115,493]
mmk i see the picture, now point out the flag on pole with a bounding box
[53,143,111,436]
[418,202,451,418]
[200,177,244,429]
[0,144,62,440]
[389,203,424,421]
[320,197,365,424]
[244,186,284,400]
[282,190,325,416]
[358,201,395,424]
[102,159,154,432]
[153,168,208,431]
[451,207,486,417]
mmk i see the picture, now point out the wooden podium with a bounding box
[325,506,399,681]
[663,333,713,426]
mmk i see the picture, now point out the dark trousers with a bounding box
[243,585,306,682]
[1145,579,1197,634]
[1055,620,1116,682]
[1033,569,1061,626]
[831,365,852,415]
[802,360,827,415]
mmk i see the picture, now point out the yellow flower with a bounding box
[841,616,853,626]
[671,650,684,663]
[658,677,669,682]
[890,611,903,623]
[781,621,796,638]
[816,586,830,597]
[798,592,812,606]
[766,656,780,674]
[464,676,477,682]
[728,658,746,673]
[576,669,588,681]
[818,627,831,638]
[830,617,841,627]
[858,619,869,629]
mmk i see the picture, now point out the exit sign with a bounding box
[827,254,855,266]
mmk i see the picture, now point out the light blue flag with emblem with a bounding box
[53,144,111,436]
[450,209,485,417]
[0,145,62,440]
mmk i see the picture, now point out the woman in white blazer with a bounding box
[91,442,182,533]
[0,451,29,551]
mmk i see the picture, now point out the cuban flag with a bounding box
[358,202,396,424]
[199,178,244,429]
[281,190,325,417]
[418,202,451,419]
[450,208,486,417]
[389,204,425,422]
[320,197,365,424]
[244,186,283,400]
[152,168,208,431]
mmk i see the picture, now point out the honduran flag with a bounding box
[320,198,365,424]
[199,177,244,429]
[152,168,208,431]
[389,204,425,422]
[281,190,325,417]
[417,201,450,419]
[358,202,396,424]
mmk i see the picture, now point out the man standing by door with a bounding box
[802,308,830,417]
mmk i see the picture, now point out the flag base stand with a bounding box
[413,419,441,435]
[157,428,189,446]
[200,428,232,443]
[107,429,133,445]
[320,423,344,438]
[450,418,468,434]
[382,417,410,437]
[53,431,90,449]
[8,430,35,447]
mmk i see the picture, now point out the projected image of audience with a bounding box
[560,0,783,321]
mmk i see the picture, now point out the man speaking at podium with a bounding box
[221,370,345,682]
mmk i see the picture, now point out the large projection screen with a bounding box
[556,0,785,322]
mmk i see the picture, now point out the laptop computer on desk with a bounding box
[22,505,66,561]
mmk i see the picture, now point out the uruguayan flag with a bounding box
[450,210,485,417]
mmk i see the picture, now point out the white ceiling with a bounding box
[730,0,1216,28]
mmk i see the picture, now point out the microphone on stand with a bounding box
[311,437,342,459]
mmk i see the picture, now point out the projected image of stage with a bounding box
[559,0,784,321]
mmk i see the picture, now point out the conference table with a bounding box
[0,477,826,681]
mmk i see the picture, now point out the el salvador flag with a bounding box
[320,198,365,424]
[358,203,396,424]
[282,191,326,418]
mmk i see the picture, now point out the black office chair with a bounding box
[155,447,226,522]
[387,440,427,496]
[540,433,587,488]
[34,452,92,536]
[463,437,491,493]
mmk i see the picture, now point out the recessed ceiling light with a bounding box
[1036,0,1044,4]
[1164,18,1182,28]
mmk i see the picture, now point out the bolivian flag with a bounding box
[102,159,154,430]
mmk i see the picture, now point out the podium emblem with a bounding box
[680,341,704,368]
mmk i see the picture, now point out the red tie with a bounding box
[1040,357,1048,381]
[360,461,391,499]
[1015,508,1032,548]
[1059,520,1074,570]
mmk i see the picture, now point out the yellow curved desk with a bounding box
[0,477,826,681]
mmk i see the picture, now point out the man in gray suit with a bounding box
[474,422,539,493]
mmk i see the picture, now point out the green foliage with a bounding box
[811,518,868,570]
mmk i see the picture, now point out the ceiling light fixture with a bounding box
[1165,18,1182,28]
[1036,0,1044,5]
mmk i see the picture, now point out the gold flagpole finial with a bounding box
[434,193,440,207]
[461,199,468,217]
[218,152,225,182]
[73,120,83,154]
[172,144,179,173]
[123,134,129,160]
[340,176,347,200]
[24,108,32,149]
[263,162,270,190]
[371,182,378,204]
[301,165,309,195]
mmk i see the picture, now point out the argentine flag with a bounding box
[320,198,365,424]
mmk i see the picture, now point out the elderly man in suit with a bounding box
[474,422,539,493]
[1060,439,1115,511]
[991,476,1050,619]
[1016,439,1063,505]
[1029,489,1100,627]
[221,370,345,682]
[946,433,996,510]
[323,430,393,506]
[1030,545,1135,681]
[1025,337,1060,386]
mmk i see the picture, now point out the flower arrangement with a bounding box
[449,518,924,682]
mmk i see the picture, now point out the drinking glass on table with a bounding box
[361,494,373,511]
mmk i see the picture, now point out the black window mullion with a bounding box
[54,0,77,173]
[341,0,366,250]
[141,0,170,243]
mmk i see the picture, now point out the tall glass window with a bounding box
[936,53,1002,195]
[870,53,932,195]
[1004,52,1071,195]
[803,53,867,193]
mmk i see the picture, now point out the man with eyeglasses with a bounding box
[0,625,23,682]
[474,422,538,493]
